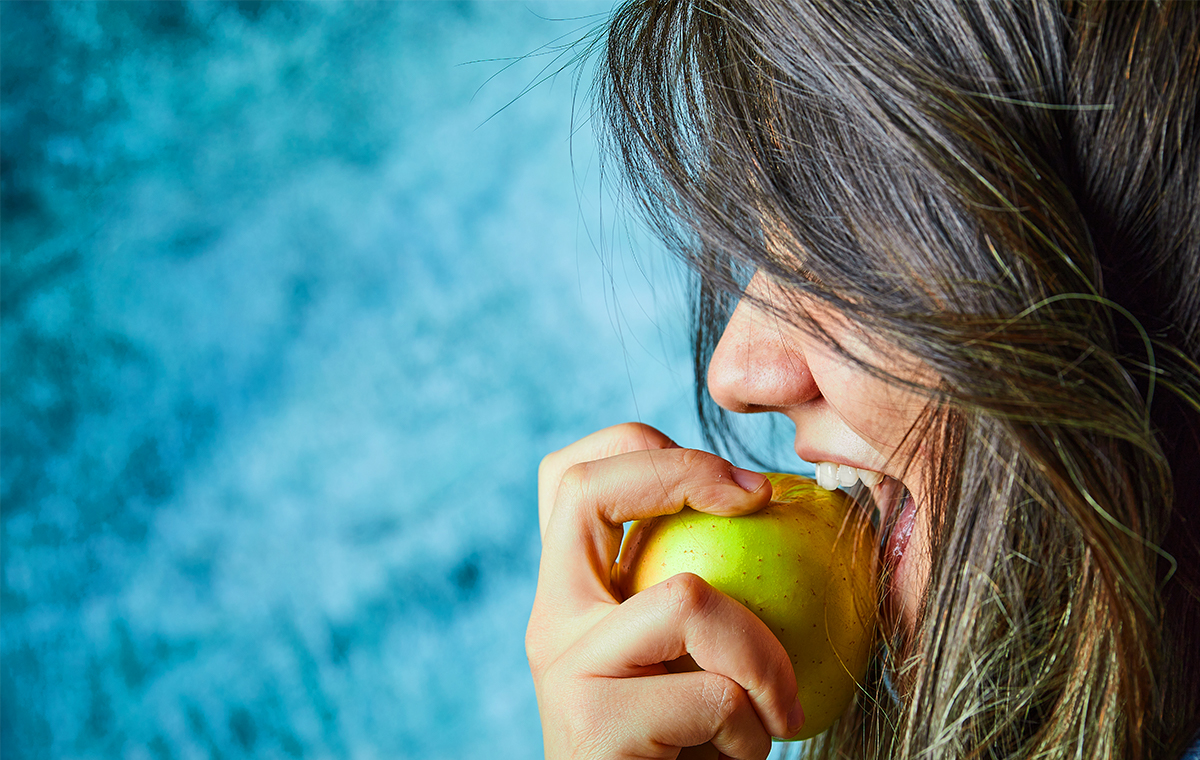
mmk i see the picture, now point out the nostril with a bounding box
[706,274,823,414]
[706,340,821,414]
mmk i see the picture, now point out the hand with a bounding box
[526,423,805,760]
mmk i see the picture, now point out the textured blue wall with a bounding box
[1,2,723,758]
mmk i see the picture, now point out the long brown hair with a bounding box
[593,1,1200,757]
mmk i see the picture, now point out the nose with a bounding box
[706,273,822,414]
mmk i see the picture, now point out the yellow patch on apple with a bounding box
[614,472,877,741]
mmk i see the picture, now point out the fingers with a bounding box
[598,670,775,760]
[538,661,783,760]
[539,445,771,613]
[538,423,679,539]
[573,572,801,741]
[529,423,797,760]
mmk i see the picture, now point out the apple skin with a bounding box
[613,472,877,741]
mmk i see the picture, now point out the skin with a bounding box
[614,474,877,741]
[706,273,933,633]
[528,272,934,760]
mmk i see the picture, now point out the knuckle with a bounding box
[537,450,560,483]
[675,446,713,472]
[604,421,668,454]
[707,675,748,724]
[663,572,717,622]
[524,621,546,672]
[524,605,561,678]
[675,449,736,495]
[609,420,653,440]
[704,678,771,760]
[538,447,573,489]
[557,460,594,502]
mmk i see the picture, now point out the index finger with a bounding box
[538,422,679,539]
[539,446,772,613]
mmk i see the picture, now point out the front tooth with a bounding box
[814,462,885,488]
[837,464,859,487]
[815,462,839,490]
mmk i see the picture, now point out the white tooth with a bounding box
[858,469,883,487]
[815,462,839,490]
[837,464,859,488]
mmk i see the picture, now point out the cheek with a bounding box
[804,346,929,463]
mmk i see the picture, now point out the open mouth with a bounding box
[858,475,914,573]
[882,489,916,568]
[813,466,915,603]
[810,465,917,696]
[812,461,882,489]
[865,477,917,636]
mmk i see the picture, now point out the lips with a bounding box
[862,477,911,559]
[885,492,917,565]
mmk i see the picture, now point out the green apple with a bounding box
[613,472,877,741]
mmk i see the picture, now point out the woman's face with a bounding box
[706,271,933,634]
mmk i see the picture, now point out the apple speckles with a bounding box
[614,473,876,741]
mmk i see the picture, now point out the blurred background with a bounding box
[1,2,695,758]
[1,3,796,759]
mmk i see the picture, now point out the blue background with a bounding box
[1,2,704,758]
[1,3,799,758]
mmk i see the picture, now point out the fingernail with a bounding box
[731,467,767,493]
[786,698,805,736]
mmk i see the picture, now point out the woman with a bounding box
[527,1,1200,758]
